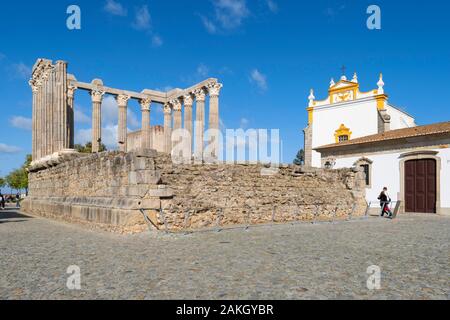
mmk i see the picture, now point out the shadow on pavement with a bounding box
[0,210,34,220]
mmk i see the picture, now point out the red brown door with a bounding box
[405,159,437,213]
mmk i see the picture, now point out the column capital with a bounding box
[170,99,182,111]
[183,94,194,107]
[29,79,39,93]
[207,82,223,97]
[42,64,54,80]
[91,90,105,103]
[116,94,131,107]
[140,98,152,111]
[194,88,206,102]
[163,103,172,115]
[67,85,77,98]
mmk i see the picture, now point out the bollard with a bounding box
[183,210,191,233]
[348,203,356,221]
[313,205,319,224]
[216,208,224,232]
[364,201,371,219]
[159,205,169,233]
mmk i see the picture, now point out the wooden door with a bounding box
[405,159,436,213]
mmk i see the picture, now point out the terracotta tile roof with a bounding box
[315,121,450,150]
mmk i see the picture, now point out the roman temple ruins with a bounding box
[22,58,367,233]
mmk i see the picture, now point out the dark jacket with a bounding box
[378,192,388,202]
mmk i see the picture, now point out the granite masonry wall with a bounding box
[22,151,367,233]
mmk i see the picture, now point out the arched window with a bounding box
[334,124,352,143]
[354,157,373,187]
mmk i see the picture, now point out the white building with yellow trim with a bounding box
[304,73,416,168]
[304,73,450,215]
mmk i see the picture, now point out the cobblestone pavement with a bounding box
[1,208,449,300]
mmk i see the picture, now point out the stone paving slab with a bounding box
[0,208,448,300]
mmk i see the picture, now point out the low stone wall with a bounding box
[156,155,367,231]
[22,150,167,233]
[22,151,367,233]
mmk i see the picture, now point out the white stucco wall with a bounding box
[311,98,379,167]
[439,148,450,209]
[386,104,416,130]
[333,147,450,212]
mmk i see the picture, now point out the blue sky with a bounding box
[1,0,449,175]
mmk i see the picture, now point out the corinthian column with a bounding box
[163,104,172,154]
[140,98,152,150]
[194,88,206,161]
[207,82,223,159]
[36,79,43,160]
[91,90,105,153]
[183,94,194,156]
[29,80,39,161]
[67,85,77,149]
[116,94,131,152]
[172,99,182,131]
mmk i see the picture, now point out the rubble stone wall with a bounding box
[156,154,367,231]
[22,151,367,233]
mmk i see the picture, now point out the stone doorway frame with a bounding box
[399,151,441,215]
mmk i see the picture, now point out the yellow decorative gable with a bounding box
[334,124,352,143]
[306,73,388,111]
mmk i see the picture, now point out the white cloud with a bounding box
[240,117,249,129]
[324,5,346,18]
[0,143,22,154]
[215,0,249,29]
[12,63,31,79]
[132,5,152,31]
[152,35,163,47]
[75,126,118,150]
[266,0,278,13]
[75,124,139,150]
[74,128,91,146]
[10,116,32,130]
[249,69,268,91]
[74,107,91,124]
[201,15,217,34]
[197,64,209,78]
[104,0,127,16]
[201,0,249,33]
[101,96,140,129]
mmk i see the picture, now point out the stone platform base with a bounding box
[23,151,367,233]
[20,196,155,233]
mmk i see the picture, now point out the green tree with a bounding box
[0,177,6,193]
[293,149,305,166]
[5,154,32,194]
[74,142,107,153]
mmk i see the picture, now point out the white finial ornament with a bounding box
[340,65,347,80]
[377,73,384,94]
[352,72,358,83]
[330,78,335,87]
[308,89,315,107]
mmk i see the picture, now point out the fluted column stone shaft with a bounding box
[207,83,222,159]
[140,98,152,150]
[117,94,130,152]
[67,86,77,149]
[194,89,206,161]
[183,94,194,156]
[91,90,105,153]
[163,104,173,154]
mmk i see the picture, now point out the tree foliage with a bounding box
[74,142,107,153]
[293,149,305,165]
[4,154,32,193]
